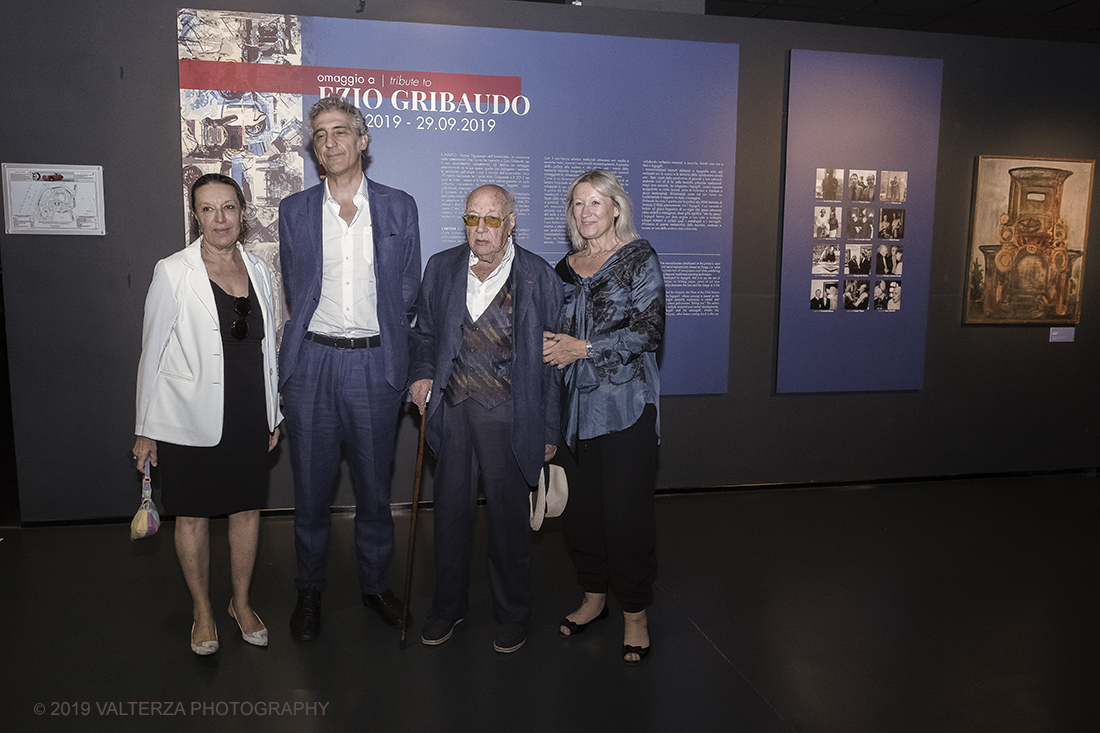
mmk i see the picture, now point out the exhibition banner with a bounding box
[177,8,739,394]
[776,50,943,393]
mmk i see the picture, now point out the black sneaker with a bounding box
[421,616,464,646]
[493,623,526,653]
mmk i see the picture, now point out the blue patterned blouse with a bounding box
[555,238,664,452]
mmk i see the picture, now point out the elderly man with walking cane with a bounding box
[408,184,562,653]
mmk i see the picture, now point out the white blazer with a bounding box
[135,238,282,446]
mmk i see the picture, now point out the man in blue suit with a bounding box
[409,184,562,653]
[278,96,421,641]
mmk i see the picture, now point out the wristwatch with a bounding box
[585,340,594,359]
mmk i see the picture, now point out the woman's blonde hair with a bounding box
[564,169,638,253]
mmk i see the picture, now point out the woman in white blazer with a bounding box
[133,174,282,655]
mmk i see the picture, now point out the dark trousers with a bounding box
[282,338,402,594]
[431,398,532,624]
[559,404,658,613]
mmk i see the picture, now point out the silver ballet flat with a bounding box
[190,622,219,656]
[229,601,269,647]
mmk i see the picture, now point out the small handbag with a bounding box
[130,459,160,540]
[529,463,568,530]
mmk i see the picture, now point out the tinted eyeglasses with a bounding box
[461,214,506,228]
[232,296,250,340]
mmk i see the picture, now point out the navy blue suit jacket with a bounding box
[278,178,421,392]
[409,244,563,487]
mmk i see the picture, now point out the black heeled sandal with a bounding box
[558,604,609,637]
[622,644,650,665]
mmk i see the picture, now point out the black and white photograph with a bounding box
[843,280,870,310]
[848,169,876,201]
[814,206,840,238]
[878,207,905,239]
[845,206,875,239]
[881,170,908,202]
[874,279,902,311]
[874,244,894,275]
[809,282,827,310]
[889,244,903,275]
[812,243,840,274]
[845,244,871,275]
[810,280,839,310]
[815,167,843,201]
[873,279,888,309]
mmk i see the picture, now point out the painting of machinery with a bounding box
[967,158,1094,324]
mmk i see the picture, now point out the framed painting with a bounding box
[965,156,1094,324]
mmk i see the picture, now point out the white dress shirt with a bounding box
[467,241,515,320]
[308,175,380,337]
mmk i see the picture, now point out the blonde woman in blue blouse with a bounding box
[543,169,664,665]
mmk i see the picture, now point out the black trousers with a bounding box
[559,404,658,613]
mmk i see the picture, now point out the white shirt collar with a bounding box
[468,240,515,275]
[466,241,516,320]
[323,174,368,205]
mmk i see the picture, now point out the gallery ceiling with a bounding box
[520,1,1100,44]
[703,0,1100,44]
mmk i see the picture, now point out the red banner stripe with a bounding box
[179,59,521,98]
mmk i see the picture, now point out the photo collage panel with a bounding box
[811,168,907,312]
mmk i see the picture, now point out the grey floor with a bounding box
[1,472,1097,732]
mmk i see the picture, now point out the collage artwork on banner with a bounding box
[176,7,739,395]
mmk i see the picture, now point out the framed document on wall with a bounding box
[2,163,105,235]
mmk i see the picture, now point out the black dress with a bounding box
[157,279,270,517]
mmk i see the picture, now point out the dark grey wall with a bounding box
[2,1,1098,522]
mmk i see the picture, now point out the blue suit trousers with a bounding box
[283,338,402,594]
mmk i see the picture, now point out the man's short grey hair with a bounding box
[308,95,369,138]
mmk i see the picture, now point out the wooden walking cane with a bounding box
[399,407,428,648]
